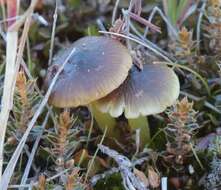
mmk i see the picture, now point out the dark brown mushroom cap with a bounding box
[44,36,132,107]
[95,64,180,118]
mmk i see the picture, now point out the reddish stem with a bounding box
[131,0,142,16]
[128,12,161,33]
[0,0,5,5]
[7,0,17,27]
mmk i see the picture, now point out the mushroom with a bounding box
[95,63,180,147]
[44,36,132,136]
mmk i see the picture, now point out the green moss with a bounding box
[94,173,125,190]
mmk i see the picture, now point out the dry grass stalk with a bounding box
[0,0,19,183]
[20,112,49,187]
[0,0,39,188]
[48,0,58,66]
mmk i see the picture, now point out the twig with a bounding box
[8,184,32,189]
[91,167,120,186]
[96,19,107,33]
[0,13,47,26]
[84,127,107,183]
[127,12,161,33]
[98,144,148,190]
[48,0,58,66]
[99,30,173,63]
[124,0,135,50]
[112,0,121,25]
[23,145,38,173]
[196,0,207,52]
[86,106,94,148]
[19,112,49,189]
[190,142,204,169]
[143,6,178,39]
[128,21,175,61]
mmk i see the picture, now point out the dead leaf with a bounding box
[133,168,149,187]
[148,167,160,188]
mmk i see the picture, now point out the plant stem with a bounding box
[91,104,118,137]
[128,116,150,148]
[0,1,18,183]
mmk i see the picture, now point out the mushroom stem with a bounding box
[91,104,118,137]
[128,116,150,148]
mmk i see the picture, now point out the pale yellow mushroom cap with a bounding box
[95,64,180,118]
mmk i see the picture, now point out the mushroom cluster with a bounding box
[44,35,180,147]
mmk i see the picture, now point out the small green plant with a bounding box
[164,97,198,166]
[170,26,195,61]
[44,111,78,168]
[42,111,86,189]
[163,0,195,28]
[5,70,40,161]
[209,135,221,157]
